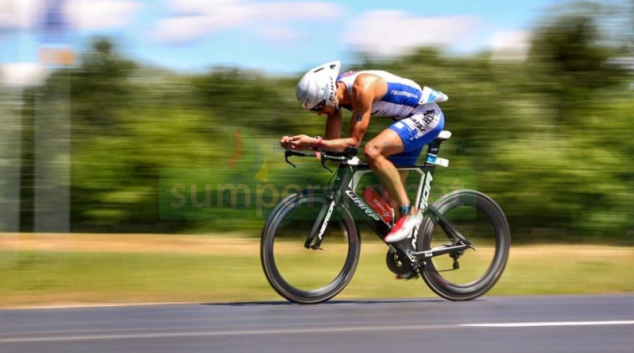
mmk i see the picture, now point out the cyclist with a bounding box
[280,61,447,244]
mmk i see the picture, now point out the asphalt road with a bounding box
[1,295,633,353]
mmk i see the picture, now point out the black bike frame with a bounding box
[290,138,472,264]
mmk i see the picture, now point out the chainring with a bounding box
[385,248,415,276]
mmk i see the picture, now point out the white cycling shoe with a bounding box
[384,211,423,243]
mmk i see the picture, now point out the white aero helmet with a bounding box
[296,61,341,111]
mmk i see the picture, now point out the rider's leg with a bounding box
[363,130,412,214]
[386,149,423,216]
[373,105,446,243]
[382,170,411,218]
[365,131,428,246]
[392,170,410,218]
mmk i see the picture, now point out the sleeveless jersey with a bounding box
[337,70,431,120]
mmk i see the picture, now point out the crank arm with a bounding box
[411,243,470,259]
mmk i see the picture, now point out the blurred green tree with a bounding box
[6,2,632,240]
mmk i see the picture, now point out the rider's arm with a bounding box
[324,110,343,140]
[320,75,377,152]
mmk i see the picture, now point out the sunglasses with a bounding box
[309,100,327,112]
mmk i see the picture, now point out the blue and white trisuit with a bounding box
[336,70,448,166]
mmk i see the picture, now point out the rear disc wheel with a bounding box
[418,190,510,301]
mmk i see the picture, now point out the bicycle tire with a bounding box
[260,191,360,304]
[417,190,510,301]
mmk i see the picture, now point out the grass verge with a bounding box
[1,237,633,308]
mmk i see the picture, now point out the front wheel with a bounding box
[417,190,510,301]
[260,191,360,304]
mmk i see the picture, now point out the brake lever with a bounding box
[320,155,333,173]
[285,150,297,168]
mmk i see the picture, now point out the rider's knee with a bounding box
[363,143,381,162]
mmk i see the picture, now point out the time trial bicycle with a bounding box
[260,130,510,304]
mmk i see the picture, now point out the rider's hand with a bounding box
[287,135,316,151]
[280,136,293,150]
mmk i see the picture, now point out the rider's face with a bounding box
[316,105,337,116]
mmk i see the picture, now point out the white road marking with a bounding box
[462,321,634,328]
[4,320,634,343]
[2,325,455,343]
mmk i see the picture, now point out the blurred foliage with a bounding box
[1,3,633,242]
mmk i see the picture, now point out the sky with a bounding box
[0,0,629,86]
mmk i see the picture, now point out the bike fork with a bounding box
[304,199,336,250]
